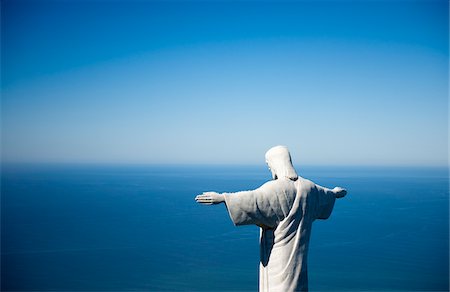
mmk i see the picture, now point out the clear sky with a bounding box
[1,0,448,166]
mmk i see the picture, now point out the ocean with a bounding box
[1,164,448,291]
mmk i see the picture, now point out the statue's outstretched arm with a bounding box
[195,181,283,227]
[316,184,347,199]
[195,192,225,205]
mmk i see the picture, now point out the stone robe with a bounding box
[223,177,336,292]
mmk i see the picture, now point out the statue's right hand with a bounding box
[195,192,225,205]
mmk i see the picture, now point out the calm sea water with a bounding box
[1,164,448,291]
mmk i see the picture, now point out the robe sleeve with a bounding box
[223,181,281,228]
[313,184,336,220]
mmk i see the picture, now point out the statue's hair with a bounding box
[265,145,298,181]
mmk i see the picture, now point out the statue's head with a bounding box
[265,145,298,181]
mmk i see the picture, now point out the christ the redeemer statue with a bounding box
[195,146,347,292]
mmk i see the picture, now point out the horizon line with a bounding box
[1,161,448,169]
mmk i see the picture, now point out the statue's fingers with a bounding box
[336,189,347,198]
[196,197,212,203]
[197,199,213,205]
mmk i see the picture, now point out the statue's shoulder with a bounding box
[260,178,293,190]
[261,179,284,188]
[295,177,315,192]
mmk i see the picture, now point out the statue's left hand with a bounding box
[333,187,347,198]
[195,192,225,205]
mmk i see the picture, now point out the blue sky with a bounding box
[1,0,448,165]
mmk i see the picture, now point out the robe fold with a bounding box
[223,177,336,292]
